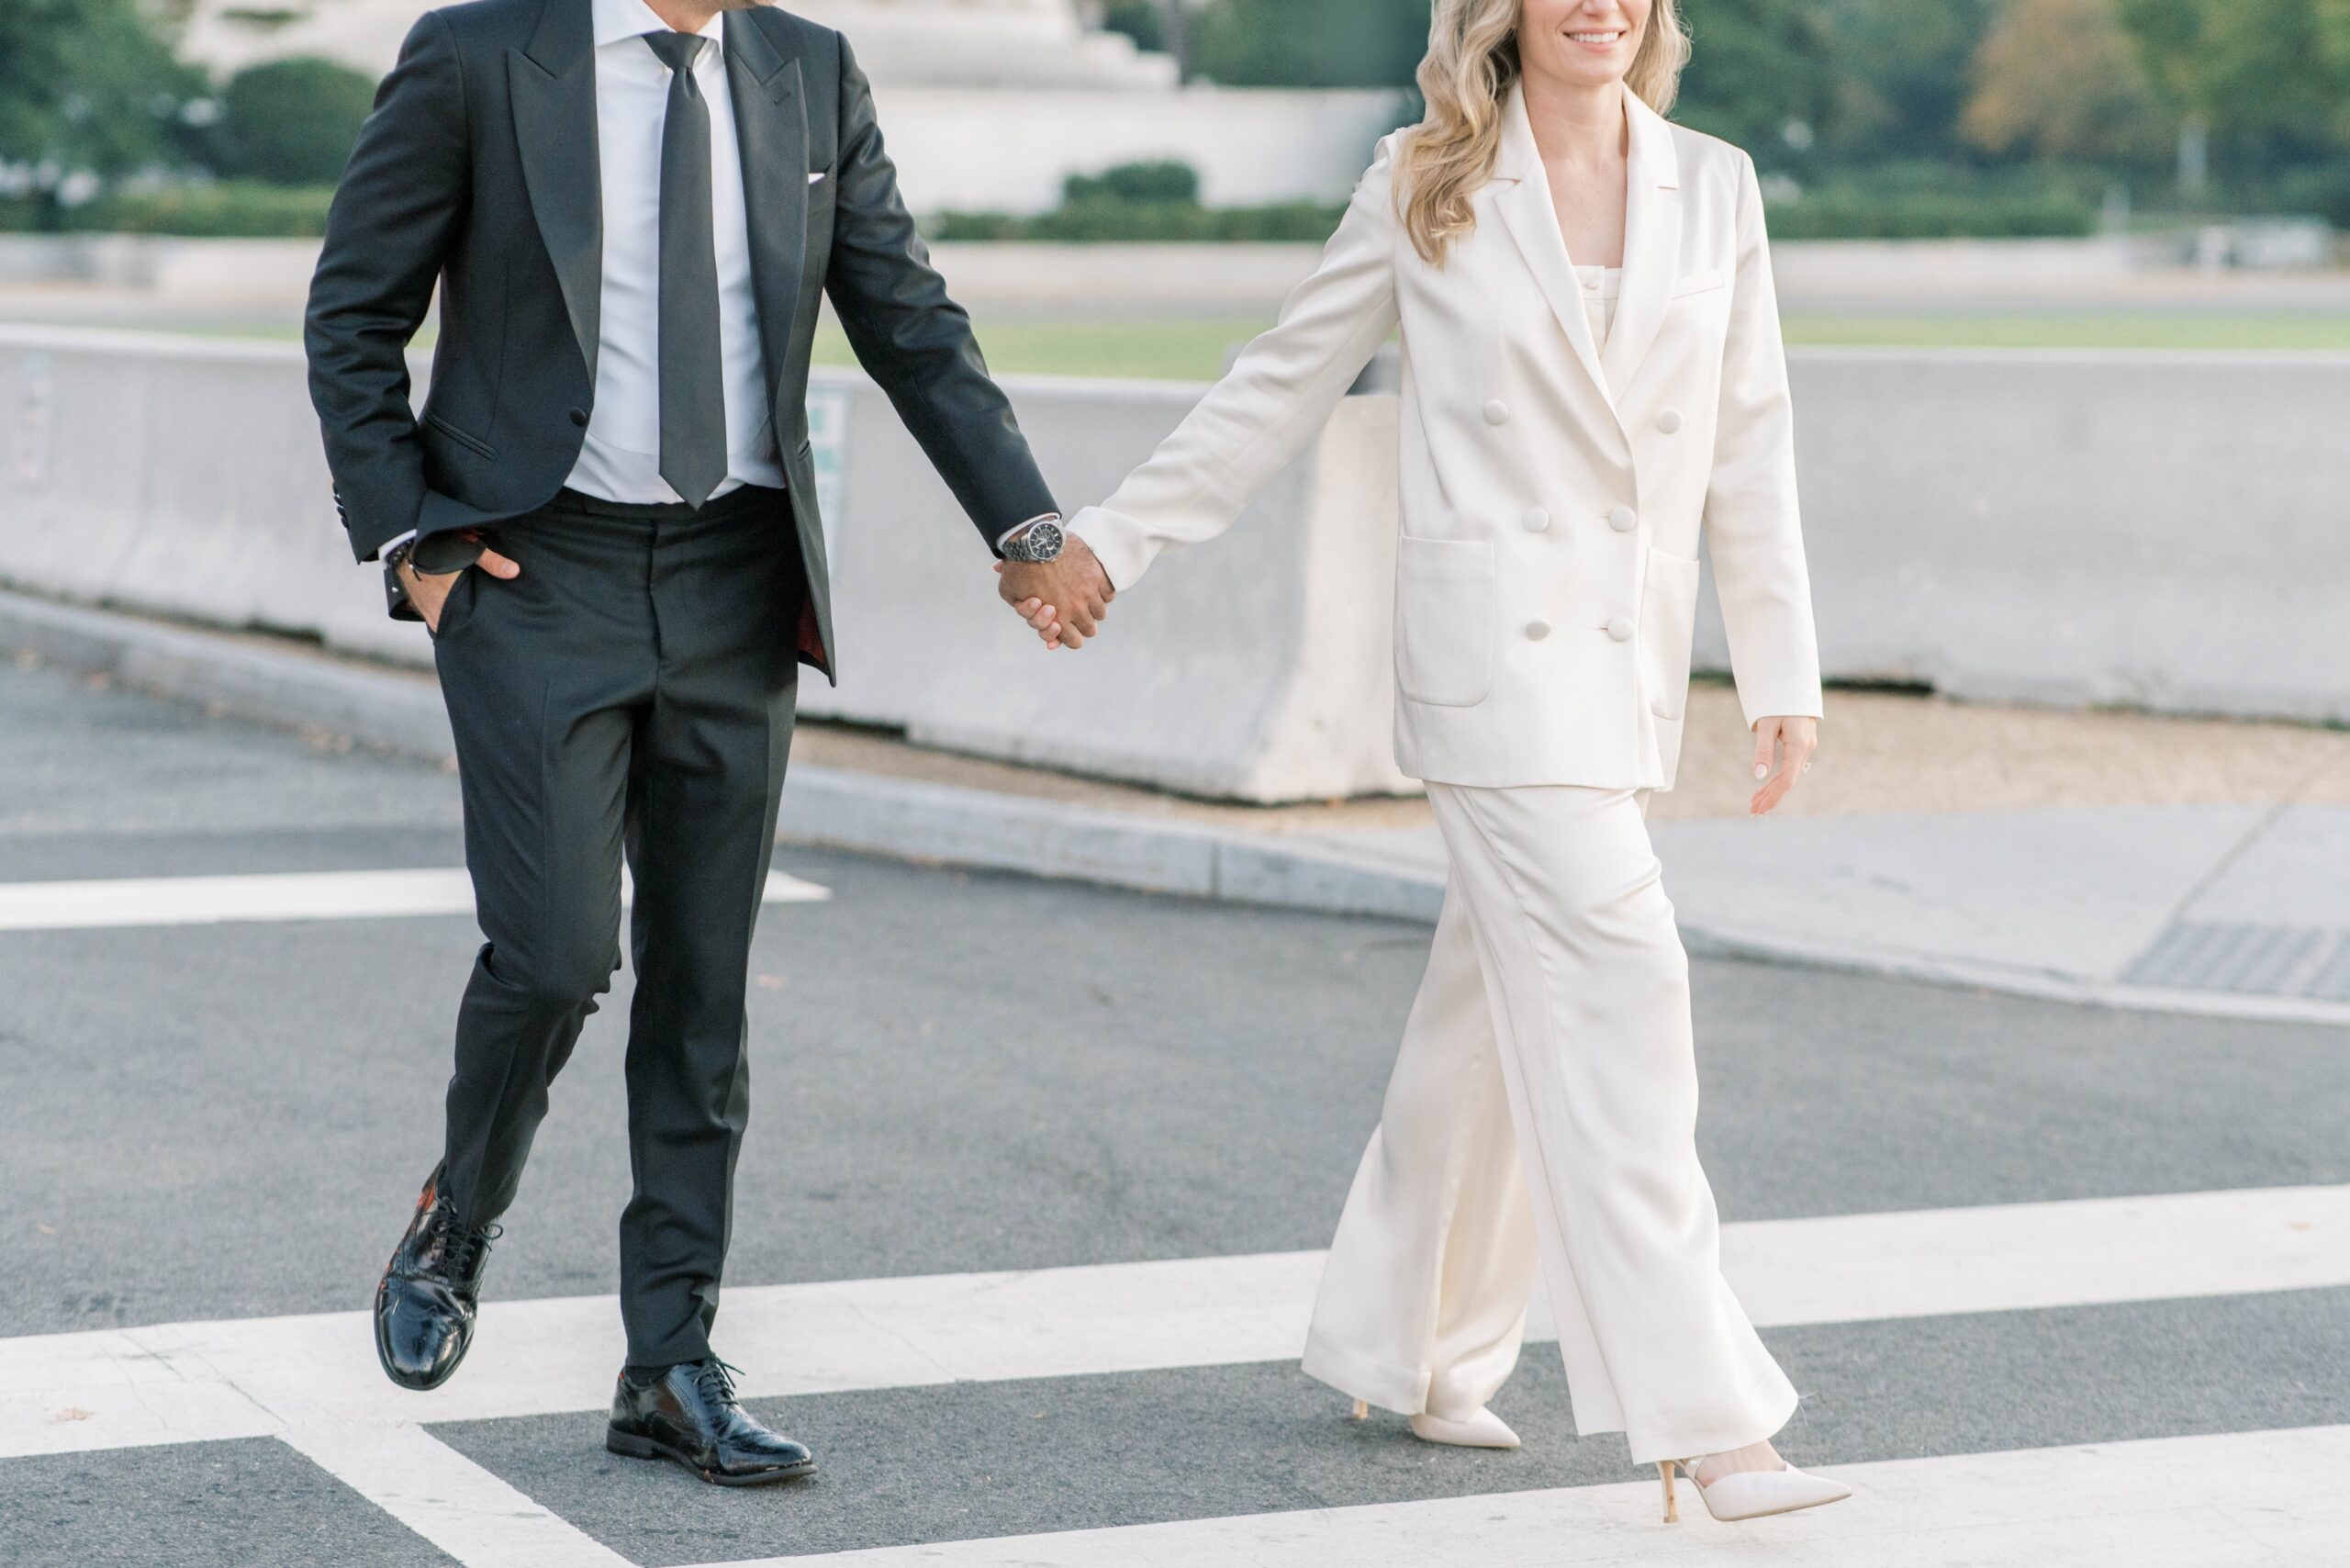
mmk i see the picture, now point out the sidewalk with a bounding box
[6,586,2346,1025]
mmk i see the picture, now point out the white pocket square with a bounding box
[809,172,827,185]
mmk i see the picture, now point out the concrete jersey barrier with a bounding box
[1,323,2344,801]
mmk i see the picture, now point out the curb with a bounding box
[5,588,2344,1029]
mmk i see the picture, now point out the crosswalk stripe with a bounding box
[683,1423,2350,1568]
[5,1183,2344,1463]
[0,867,829,932]
[279,1424,632,1568]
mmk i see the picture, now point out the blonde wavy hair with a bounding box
[1397,0,1692,265]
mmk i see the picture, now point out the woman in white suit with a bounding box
[1013,0,1847,1525]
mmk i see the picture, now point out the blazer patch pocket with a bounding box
[1669,266,1727,299]
[1394,535,1495,709]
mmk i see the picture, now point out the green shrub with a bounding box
[71,180,339,237]
[1064,161,1200,206]
[932,159,1342,243]
[931,198,1345,244]
[208,55,378,186]
[2267,162,2350,228]
[1098,1,1166,52]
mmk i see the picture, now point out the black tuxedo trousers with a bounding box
[431,486,801,1367]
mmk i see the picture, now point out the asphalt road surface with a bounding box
[3,655,2346,1567]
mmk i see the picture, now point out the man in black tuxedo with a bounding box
[307,0,1113,1485]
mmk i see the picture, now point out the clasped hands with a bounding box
[995,534,1115,651]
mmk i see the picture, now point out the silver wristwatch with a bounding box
[1000,518,1067,564]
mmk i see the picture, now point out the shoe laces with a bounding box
[691,1358,746,1409]
[440,1219,502,1278]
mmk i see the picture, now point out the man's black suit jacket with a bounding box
[304,0,1058,676]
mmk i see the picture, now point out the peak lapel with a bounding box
[1492,90,1612,406]
[725,8,809,422]
[1598,95,1682,396]
[509,0,601,383]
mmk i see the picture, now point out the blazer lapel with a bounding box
[724,8,810,424]
[1492,90,1612,406]
[1599,94,1683,395]
[509,0,602,383]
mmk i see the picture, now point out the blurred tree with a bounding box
[1963,0,2170,166]
[1190,0,1431,88]
[2119,0,2350,171]
[1673,0,1841,167]
[208,56,378,185]
[1816,0,2000,163]
[0,0,203,222]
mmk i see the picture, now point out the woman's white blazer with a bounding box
[1069,88,1824,791]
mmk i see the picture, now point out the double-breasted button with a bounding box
[1656,409,1683,433]
[1483,400,1510,426]
[1608,505,1638,532]
[568,408,589,427]
[1606,616,1634,643]
[1521,507,1550,532]
[1526,620,1551,642]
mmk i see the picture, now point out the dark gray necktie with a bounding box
[644,30,728,510]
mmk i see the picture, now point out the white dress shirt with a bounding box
[570,0,781,504]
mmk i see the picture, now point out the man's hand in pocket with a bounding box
[399,543,520,633]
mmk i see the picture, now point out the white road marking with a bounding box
[279,1423,632,1568]
[690,1423,2350,1568]
[0,868,829,932]
[5,1183,2344,1463]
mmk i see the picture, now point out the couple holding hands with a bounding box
[307,0,1842,1526]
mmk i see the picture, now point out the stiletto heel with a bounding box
[1661,1454,1852,1522]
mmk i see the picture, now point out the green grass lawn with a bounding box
[811,308,2350,380]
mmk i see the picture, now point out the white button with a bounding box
[1656,409,1683,433]
[1606,616,1634,643]
[1526,621,1551,642]
[1608,506,1638,532]
[1522,507,1550,532]
[1483,400,1510,426]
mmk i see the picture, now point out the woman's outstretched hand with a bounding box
[1749,716,1818,817]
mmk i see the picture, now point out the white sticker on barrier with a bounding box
[807,381,852,575]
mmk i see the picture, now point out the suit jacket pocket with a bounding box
[423,410,497,462]
[1639,546,1704,720]
[1394,536,1495,709]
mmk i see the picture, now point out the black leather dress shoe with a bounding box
[374,1164,499,1392]
[606,1361,816,1486]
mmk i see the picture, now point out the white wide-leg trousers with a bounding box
[1302,784,1797,1464]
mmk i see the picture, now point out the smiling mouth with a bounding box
[1568,29,1628,46]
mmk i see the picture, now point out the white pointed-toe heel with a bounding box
[1659,1454,1851,1522]
[1407,1406,1522,1450]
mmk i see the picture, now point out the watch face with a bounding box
[1018,522,1066,562]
